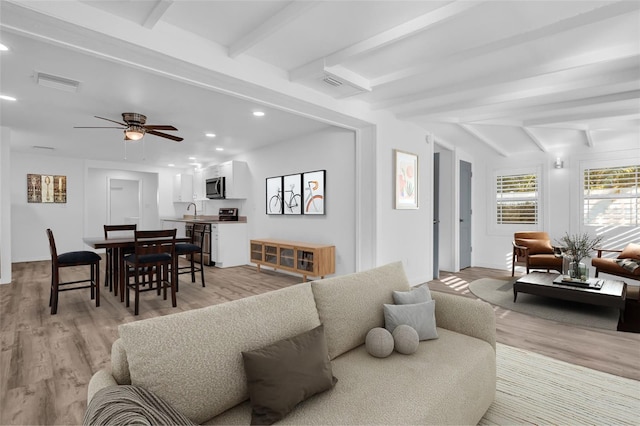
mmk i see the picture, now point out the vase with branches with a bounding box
[557,232,604,281]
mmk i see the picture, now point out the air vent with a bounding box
[32,145,55,151]
[323,75,343,87]
[35,72,80,92]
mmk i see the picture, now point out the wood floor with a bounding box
[1,260,638,425]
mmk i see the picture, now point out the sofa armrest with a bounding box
[87,369,118,404]
[595,248,623,258]
[431,291,496,350]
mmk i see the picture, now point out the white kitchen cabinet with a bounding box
[220,160,249,199]
[211,223,248,268]
[193,168,205,200]
[173,173,194,202]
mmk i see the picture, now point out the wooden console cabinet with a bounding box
[250,239,335,281]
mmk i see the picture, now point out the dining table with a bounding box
[83,235,190,302]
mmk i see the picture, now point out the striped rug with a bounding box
[483,343,639,425]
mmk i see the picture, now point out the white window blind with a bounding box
[584,165,639,226]
[496,173,538,224]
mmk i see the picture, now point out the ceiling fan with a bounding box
[74,112,183,142]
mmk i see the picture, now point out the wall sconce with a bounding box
[554,157,564,169]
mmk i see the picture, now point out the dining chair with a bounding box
[103,224,137,295]
[175,222,208,287]
[123,229,177,315]
[46,228,101,315]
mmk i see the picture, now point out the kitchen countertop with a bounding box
[162,215,247,224]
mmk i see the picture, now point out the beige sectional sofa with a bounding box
[87,261,496,424]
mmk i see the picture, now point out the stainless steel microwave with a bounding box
[206,177,225,199]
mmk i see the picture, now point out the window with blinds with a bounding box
[584,165,639,226]
[496,173,538,224]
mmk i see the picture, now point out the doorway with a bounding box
[459,160,472,269]
[433,152,440,279]
[108,178,141,227]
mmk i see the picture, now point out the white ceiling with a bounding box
[1,0,639,167]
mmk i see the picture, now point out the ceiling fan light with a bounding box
[124,125,145,141]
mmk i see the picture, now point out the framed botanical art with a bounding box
[266,176,283,214]
[302,170,325,215]
[394,150,418,209]
[283,174,302,215]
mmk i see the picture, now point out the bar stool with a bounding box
[123,229,177,315]
[175,222,207,287]
[103,224,137,296]
[46,228,101,315]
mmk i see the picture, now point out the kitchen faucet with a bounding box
[187,202,197,219]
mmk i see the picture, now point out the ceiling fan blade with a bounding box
[144,125,178,131]
[146,130,183,142]
[95,116,127,126]
[74,126,125,129]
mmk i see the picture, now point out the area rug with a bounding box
[468,278,619,330]
[483,344,639,425]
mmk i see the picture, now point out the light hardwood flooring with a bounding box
[1,260,638,425]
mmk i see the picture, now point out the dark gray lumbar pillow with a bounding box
[384,300,438,341]
[393,285,431,304]
[241,325,337,425]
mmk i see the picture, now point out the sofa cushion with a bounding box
[117,283,321,424]
[242,325,336,425]
[615,258,640,273]
[593,257,640,276]
[384,301,438,341]
[311,261,411,360]
[393,285,431,304]
[618,243,640,260]
[204,328,496,425]
[515,238,554,255]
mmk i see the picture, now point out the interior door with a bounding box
[433,152,440,279]
[459,160,472,269]
[108,178,140,226]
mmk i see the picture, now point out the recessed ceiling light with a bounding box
[168,164,175,167]
[0,94,16,101]
[188,156,196,160]
[216,147,224,151]
[0,43,8,51]
[206,133,216,138]
[253,111,265,117]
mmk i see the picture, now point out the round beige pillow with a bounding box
[392,324,419,355]
[365,327,394,358]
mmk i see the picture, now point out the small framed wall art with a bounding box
[302,170,325,215]
[283,174,302,215]
[266,176,283,214]
[394,150,418,209]
[28,174,67,203]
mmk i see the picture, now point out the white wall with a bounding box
[236,127,357,276]
[1,128,11,284]
[470,140,640,284]
[10,153,180,262]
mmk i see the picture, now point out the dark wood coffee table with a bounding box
[514,272,627,319]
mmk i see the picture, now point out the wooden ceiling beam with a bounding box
[458,124,509,157]
[142,0,173,29]
[228,1,319,58]
[372,1,640,88]
[290,0,482,81]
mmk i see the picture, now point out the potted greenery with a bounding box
[558,232,604,281]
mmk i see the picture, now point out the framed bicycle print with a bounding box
[394,149,418,209]
[302,170,325,215]
[266,176,283,215]
[283,174,302,215]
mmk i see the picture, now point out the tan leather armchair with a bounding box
[512,231,563,276]
[592,243,640,281]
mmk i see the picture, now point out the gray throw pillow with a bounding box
[393,285,431,304]
[384,300,438,341]
[241,325,337,425]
